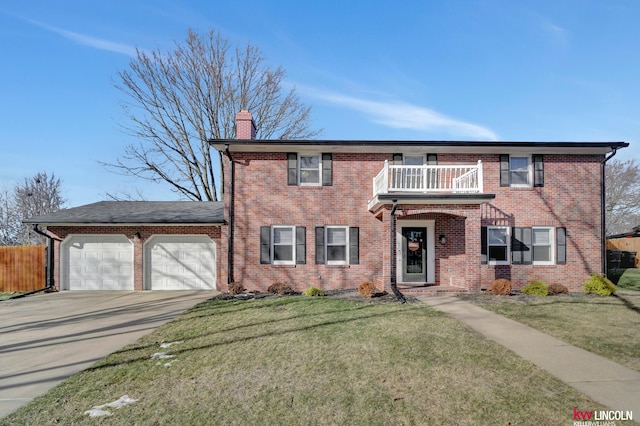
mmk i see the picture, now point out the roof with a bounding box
[23,201,225,225]
[209,139,629,155]
[608,226,640,240]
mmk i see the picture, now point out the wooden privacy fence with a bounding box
[0,245,46,293]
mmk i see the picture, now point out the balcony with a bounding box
[368,160,493,211]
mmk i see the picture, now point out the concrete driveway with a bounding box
[0,291,215,419]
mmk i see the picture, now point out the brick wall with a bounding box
[223,150,603,293]
[48,225,221,291]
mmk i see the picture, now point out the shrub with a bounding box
[521,281,548,296]
[584,274,617,296]
[547,283,569,295]
[228,282,245,295]
[302,287,324,297]
[267,282,296,295]
[358,281,376,298]
[490,278,511,295]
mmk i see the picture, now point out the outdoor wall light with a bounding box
[439,234,447,245]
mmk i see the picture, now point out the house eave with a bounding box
[26,222,226,227]
[367,193,496,212]
[210,139,628,155]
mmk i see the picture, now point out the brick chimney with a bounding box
[235,110,257,140]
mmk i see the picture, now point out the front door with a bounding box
[402,227,427,282]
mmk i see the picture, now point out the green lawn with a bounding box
[617,268,640,291]
[464,291,640,371]
[0,296,613,425]
[0,293,21,301]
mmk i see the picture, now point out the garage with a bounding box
[145,235,217,290]
[62,235,134,290]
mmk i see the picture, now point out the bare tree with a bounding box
[0,186,20,246]
[105,28,321,201]
[13,172,65,245]
[606,158,640,236]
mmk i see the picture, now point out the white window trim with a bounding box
[532,226,555,265]
[325,225,349,265]
[271,225,296,265]
[509,155,532,187]
[298,153,322,186]
[488,226,511,265]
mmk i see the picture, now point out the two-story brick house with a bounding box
[211,110,627,293]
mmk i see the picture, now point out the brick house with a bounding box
[210,110,628,293]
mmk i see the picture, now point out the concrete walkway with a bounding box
[421,296,640,417]
[0,291,215,419]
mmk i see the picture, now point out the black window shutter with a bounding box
[427,154,437,165]
[512,227,532,265]
[296,227,306,264]
[500,155,510,187]
[481,226,487,264]
[556,227,567,264]
[315,227,325,264]
[260,226,271,264]
[349,227,359,265]
[534,155,544,187]
[287,153,297,185]
[393,154,403,165]
[322,153,332,186]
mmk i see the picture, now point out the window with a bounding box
[288,153,332,186]
[326,226,348,264]
[260,226,306,265]
[315,226,359,265]
[532,227,554,264]
[487,226,510,265]
[484,226,567,265]
[500,154,544,187]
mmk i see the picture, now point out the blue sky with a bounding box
[1,0,638,206]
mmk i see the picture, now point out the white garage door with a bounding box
[63,235,134,290]
[145,235,216,290]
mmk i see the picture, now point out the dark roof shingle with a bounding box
[23,201,224,225]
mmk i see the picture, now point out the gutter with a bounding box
[389,200,406,303]
[601,147,619,275]
[224,144,235,284]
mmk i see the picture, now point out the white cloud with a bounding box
[300,86,499,140]
[25,18,137,57]
[540,19,570,47]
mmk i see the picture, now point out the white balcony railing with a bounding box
[373,160,483,197]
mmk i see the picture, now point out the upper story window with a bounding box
[288,153,332,186]
[500,154,544,187]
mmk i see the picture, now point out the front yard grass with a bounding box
[463,291,640,371]
[0,292,20,301]
[617,268,640,291]
[1,296,611,425]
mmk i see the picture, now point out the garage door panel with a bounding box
[63,235,134,291]
[146,236,216,290]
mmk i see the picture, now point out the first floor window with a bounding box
[316,226,359,265]
[273,226,294,264]
[488,225,566,265]
[326,226,348,264]
[260,226,306,265]
[532,227,553,264]
[487,226,510,264]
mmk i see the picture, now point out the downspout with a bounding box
[601,147,619,275]
[389,200,406,303]
[224,144,235,284]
